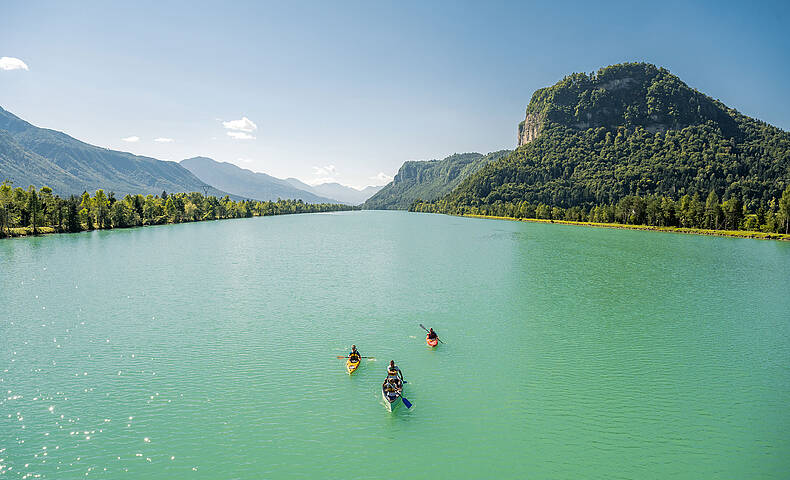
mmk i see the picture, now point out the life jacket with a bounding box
[349,351,360,361]
[387,366,399,376]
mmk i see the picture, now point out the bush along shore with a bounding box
[0,182,356,238]
[411,187,790,242]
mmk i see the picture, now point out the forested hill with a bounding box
[364,150,511,210]
[0,107,229,198]
[433,63,790,213]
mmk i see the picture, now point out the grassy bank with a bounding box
[6,226,60,237]
[461,214,790,241]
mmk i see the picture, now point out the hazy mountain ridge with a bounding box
[0,106,229,198]
[180,157,338,204]
[311,182,381,205]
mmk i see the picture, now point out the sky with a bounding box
[1,0,789,189]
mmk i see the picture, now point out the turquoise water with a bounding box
[1,211,789,479]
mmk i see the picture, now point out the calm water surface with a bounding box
[1,211,789,479]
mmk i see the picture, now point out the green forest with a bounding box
[0,181,354,238]
[412,185,790,235]
[412,63,790,236]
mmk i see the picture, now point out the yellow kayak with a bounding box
[346,358,360,374]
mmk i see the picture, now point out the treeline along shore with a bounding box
[411,187,790,241]
[0,181,356,238]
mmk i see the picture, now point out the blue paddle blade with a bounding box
[402,397,412,409]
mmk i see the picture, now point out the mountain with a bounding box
[432,63,790,212]
[363,150,512,210]
[284,178,383,204]
[180,157,338,203]
[359,185,384,198]
[0,106,229,197]
[310,182,382,204]
[284,177,315,192]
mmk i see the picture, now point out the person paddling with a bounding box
[348,345,361,362]
[387,360,404,382]
[420,323,443,344]
[383,377,400,393]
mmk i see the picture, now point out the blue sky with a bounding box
[1,0,789,188]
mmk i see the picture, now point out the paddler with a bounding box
[383,378,397,395]
[348,345,361,362]
[387,360,404,382]
[426,328,439,341]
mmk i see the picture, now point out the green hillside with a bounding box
[364,150,511,210]
[425,63,790,215]
[0,106,228,197]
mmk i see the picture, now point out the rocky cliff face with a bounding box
[364,151,510,210]
[517,112,544,146]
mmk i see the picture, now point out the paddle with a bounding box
[419,323,444,344]
[336,356,376,359]
[400,395,412,409]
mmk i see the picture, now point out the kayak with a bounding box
[346,357,360,374]
[427,337,438,347]
[382,381,403,412]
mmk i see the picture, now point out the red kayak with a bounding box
[427,336,438,347]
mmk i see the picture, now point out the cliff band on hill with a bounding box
[364,150,511,210]
[415,63,789,215]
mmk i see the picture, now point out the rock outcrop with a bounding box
[517,112,544,146]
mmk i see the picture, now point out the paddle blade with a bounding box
[402,396,412,409]
[419,323,428,332]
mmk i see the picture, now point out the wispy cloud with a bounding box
[307,165,340,185]
[313,165,337,177]
[370,172,393,184]
[154,137,174,143]
[222,117,257,132]
[222,116,257,140]
[227,131,255,140]
[0,57,29,71]
[121,136,140,143]
[310,165,339,185]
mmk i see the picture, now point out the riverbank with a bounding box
[1,187,357,240]
[2,210,351,239]
[461,214,790,241]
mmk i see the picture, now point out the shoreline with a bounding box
[1,210,347,240]
[458,214,790,242]
[7,211,789,242]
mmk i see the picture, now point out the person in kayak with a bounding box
[426,328,438,340]
[348,345,361,362]
[383,377,401,394]
[387,360,403,382]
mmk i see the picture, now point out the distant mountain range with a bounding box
[0,106,229,198]
[285,178,382,205]
[0,106,383,204]
[180,157,338,204]
[364,150,511,210]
